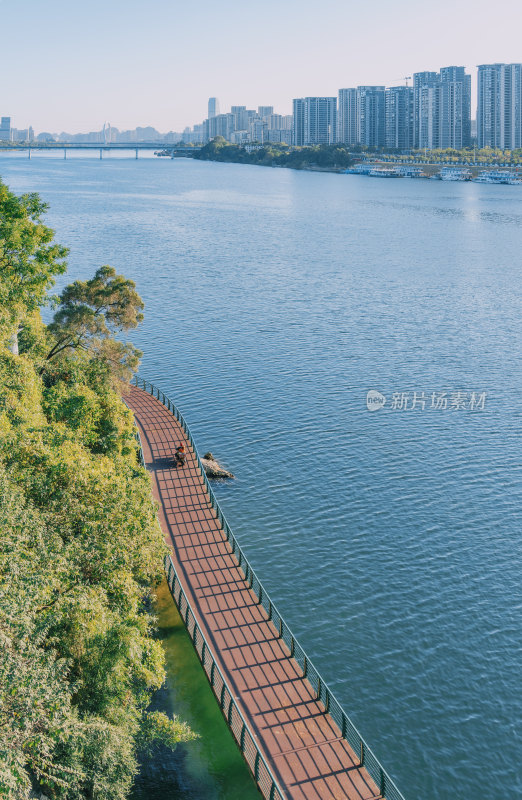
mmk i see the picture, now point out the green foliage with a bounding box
[195,138,522,169]
[0,179,67,338]
[138,711,196,757]
[195,138,355,170]
[0,181,195,799]
[45,265,144,381]
[407,146,522,165]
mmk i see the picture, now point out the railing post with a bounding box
[201,641,206,665]
[220,684,226,709]
[227,696,234,724]
[254,752,260,781]
[240,723,246,751]
[278,617,283,638]
[360,740,365,766]
[342,714,347,739]
[380,768,386,797]
[303,656,308,677]
[210,662,216,686]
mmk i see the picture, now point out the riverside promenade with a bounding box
[125,381,405,800]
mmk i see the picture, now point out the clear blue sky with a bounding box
[2,0,521,133]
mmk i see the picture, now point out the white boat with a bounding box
[474,170,521,185]
[367,167,403,178]
[439,167,473,181]
[397,166,428,178]
[344,164,374,175]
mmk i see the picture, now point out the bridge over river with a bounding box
[0,142,201,158]
[125,379,406,800]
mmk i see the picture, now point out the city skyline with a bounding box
[2,0,521,133]
[4,63,520,145]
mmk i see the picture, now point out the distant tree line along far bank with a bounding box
[183,137,522,170]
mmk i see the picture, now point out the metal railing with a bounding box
[133,375,406,800]
[164,552,286,800]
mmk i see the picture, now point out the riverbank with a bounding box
[131,582,260,800]
[183,142,522,180]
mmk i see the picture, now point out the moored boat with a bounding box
[438,167,473,181]
[474,169,522,185]
[367,167,403,178]
[397,166,428,178]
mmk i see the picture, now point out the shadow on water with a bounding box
[131,580,261,800]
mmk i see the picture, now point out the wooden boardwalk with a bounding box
[125,385,386,800]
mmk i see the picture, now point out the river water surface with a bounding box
[1,152,521,800]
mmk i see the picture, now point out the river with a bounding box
[1,151,521,799]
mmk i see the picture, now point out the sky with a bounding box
[2,0,521,134]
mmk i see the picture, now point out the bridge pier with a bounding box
[99,149,103,160]
[28,148,31,160]
[64,148,67,160]
[135,148,139,159]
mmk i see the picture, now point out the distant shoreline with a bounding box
[181,153,522,181]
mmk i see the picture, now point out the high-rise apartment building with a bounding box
[357,87,386,148]
[413,72,439,149]
[385,86,413,150]
[231,106,249,131]
[292,98,306,146]
[304,97,337,145]
[208,98,220,119]
[337,88,358,145]
[478,63,522,150]
[0,117,12,141]
[204,113,235,141]
[413,67,471,150]
[499,64,522,150]
[439,66,471,149]
[258,106,274,118]
[293,98,337,146]
[477,64,502,148]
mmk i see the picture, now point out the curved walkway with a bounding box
[124,384,388,800]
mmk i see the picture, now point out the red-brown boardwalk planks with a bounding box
[125,386,383,800]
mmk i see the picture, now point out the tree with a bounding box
[0,181,68,352]
[0,178,195,798]
[44,266,144,380]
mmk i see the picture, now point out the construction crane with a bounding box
[391,77,412,87]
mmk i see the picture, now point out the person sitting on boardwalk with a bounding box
[174,444,186,468]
